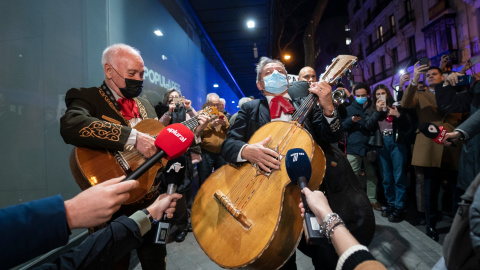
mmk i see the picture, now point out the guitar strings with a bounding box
[228,88,320,210]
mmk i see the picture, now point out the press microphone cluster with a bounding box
[418,122,455,146]
[285,148,324,245]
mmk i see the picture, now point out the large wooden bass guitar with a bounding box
[70,107,218,204]
[192,55,357,269]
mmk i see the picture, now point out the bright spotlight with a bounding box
[154,30,163,36]
[284,54,291,60]
[247,20,255,28]
[213,84,219,88]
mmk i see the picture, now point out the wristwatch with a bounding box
[142,208,154,224]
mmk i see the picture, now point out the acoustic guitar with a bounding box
[191,55,358,269]
[70,107,219,204]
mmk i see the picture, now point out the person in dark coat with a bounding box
[436,70,480,193]
[221,57,374,270]
[342,83,383,211]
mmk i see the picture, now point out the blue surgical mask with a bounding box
[263,70,288,94]
[355,97,368,104]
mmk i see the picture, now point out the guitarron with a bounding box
[192,55,358,269]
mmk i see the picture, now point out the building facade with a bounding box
[347,0,480,92]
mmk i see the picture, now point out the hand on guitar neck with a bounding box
[309,81,335,117]
[193,114,210,136]
[241,136,280,173]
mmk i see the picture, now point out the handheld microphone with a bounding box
[155,156,187,244]
[418,122,456,146]
[285,148,324,245]
[123,123,194,181]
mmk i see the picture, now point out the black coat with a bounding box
[342,100,382,156]
[436,81,480,190]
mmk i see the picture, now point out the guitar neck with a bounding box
[182,115,201,131]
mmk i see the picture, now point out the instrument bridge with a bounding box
[214,190,252,229]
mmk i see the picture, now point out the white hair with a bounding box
[238,97,253,108]
[219,98,226,104]
[206,93,220,103]
[101,43,141,66]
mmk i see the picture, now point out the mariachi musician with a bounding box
[60,43,207,270]
[221,57,375,269]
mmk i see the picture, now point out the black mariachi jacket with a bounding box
[60,83,158,151]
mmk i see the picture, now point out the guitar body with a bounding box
[192,121,326,269]
[70,119,166,204]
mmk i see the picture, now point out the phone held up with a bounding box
[457,75,471,86]
[419,57,429,67]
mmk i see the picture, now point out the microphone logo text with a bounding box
[167,128,187,143]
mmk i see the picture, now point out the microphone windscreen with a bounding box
[285,148,312,185]
[155,123,194,159]
[164,155,187,186]
[418,122,440,139]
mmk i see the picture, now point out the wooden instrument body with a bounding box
[192,121,326,269]
[69,119,167,204]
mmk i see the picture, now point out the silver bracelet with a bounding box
[326,219,345,243]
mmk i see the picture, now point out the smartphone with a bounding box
[419,57,429,66]
[172,97,185,104]
[378,95,387,111]
[457,75,471,86]
[219,115,224,120]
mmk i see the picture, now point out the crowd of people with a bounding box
[2,43,480,270]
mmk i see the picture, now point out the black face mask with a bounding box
[119,78,143,99]
[111,66,143,99]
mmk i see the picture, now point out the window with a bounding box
[371,62,376,76]
[369,34,373,46]
[390,15,396,34]
[377,25,384,42]
[405,0,412,13]
[392,48,398,67]
[408,36,416,60]
[380,55,386,72]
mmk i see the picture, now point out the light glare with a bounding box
[247,20,255,28]
[154,30,163,36]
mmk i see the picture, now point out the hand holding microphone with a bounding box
[124,123,194,182]
[418,122,456,147]
[285,148,324,244]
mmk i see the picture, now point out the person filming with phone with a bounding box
[435,57,480,197]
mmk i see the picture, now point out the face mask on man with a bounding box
[263,70,288,94]
[111,66,143,99]
[355,96,368,104]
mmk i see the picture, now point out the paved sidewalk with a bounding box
[133,210,442,270]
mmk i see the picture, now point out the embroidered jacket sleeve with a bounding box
[60,87,132,151]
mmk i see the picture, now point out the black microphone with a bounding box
[285,148,324,245]
[155,156,186,244]
[123,123,194,182]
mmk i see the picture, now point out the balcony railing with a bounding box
[365,28,396,56]
[399,11,415,29]
[363,0,392,28]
